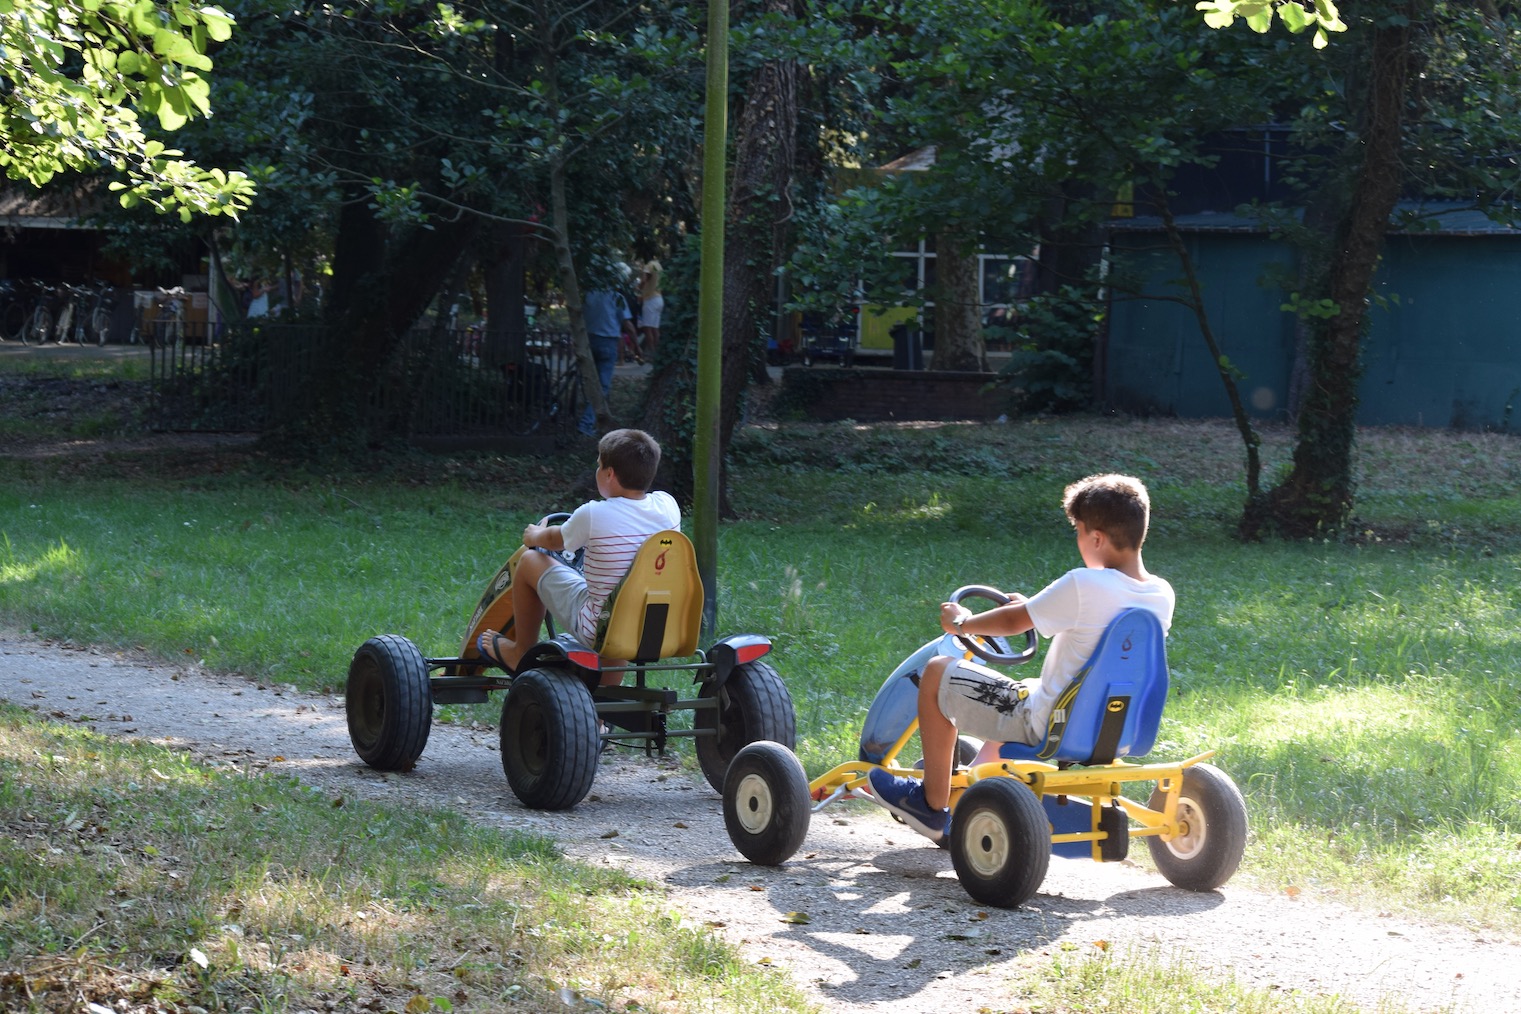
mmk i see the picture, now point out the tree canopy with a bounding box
[1194,0,1346,48]
[0,0,254,219]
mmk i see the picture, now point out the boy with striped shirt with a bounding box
[476,428,679,683]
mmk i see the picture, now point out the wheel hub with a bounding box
[1165,797,1206,859]
[733,772,775,834]
[960,808,1012,878]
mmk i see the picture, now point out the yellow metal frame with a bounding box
[808,716,1216,862]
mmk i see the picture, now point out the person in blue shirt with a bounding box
[579,288,635,435]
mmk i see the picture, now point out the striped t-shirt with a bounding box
[558,490,681,642]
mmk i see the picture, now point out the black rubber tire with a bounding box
[0,300,25,342]
[950,777,1052,908]
[914,735,982,771]
[90,306,111,346]
[500,667,600,810]
[723,741,812,866]
[1145,762,1248,891]
[345,635,432,771]
[22,305,51,346]
[695,659,797,793]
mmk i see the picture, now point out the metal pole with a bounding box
[693,0,727,640]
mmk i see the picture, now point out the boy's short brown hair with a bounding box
[598,428,661,491]
[1062,473,1150,551]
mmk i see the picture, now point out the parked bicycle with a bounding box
[0,279,26,342]
[78,284,117,345]
[141,286,187,349]
[2,279,118,346]
[496,330,583,436]
[50,284,85,346]
[20,281,60,346]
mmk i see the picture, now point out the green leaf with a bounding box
[1279,2,1312,32]
[201,8,235,44]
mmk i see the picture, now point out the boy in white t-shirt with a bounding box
[869,473,1175,842]
[476,428,680,683]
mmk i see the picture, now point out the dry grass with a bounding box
[735,409,1521,504]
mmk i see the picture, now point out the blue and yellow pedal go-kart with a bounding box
[721,586,1248,908]
[344,518,796,811]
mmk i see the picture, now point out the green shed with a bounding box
[1102,208,1521,431]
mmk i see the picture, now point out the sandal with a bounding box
[476,629,513,671]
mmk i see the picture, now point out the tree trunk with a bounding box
[262,187,476,450]
[641,0,798,509]
[932,232,988,372]
[1258,9,1417,538]
[480,222,529,370]
[718,13,798,463]
[549,154,610,429]
[1149,189,1263,518]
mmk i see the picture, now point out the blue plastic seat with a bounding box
[996,608,1168,766]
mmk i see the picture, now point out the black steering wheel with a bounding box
[949,584,1038,666]
[539,512,583,571]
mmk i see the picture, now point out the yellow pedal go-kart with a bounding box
[345,516,795,810]
[721,586,1247,908]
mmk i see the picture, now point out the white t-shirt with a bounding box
[1021,567,1175,734]
[558,491,680,641]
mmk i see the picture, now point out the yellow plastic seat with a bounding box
[595,530,703,662]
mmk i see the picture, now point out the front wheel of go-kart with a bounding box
[695,660,797,793]
[346,635,432,771]
[950,777,1051,908]
[500,667,600,810]
[1145,763,1248,891]
[723,741,812,866]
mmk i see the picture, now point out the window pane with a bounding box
[981,256,1026,305]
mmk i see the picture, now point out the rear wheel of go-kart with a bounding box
[723,741,812,865]
[695,660,796,793]
[950,777,1051,908]
[1145,762,1248,891]
[500,667,600,810]
[346,635,432,771]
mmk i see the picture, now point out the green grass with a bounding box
[3,355,1520,1011]
[1008,943,1399,1013]
[0,703,802,1013]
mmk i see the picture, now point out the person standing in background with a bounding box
[579,287,635,435]
[637,260,663,357]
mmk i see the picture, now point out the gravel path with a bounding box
[4,629,1518,1014]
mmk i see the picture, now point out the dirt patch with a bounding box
[4,630,1520,1014]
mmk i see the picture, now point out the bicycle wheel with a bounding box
[23,305,52,346]
[0,300,24,342]
[55,304,75,344]
[90,306,111,346]
[547,370,582,430]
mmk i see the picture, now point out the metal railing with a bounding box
[147,322,587,445]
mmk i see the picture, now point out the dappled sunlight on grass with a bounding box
[0,705,805,1014]
[0,535,83,586]
[5,412,1521,938]
[858,491,954,524]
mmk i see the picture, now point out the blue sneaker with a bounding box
[867,769,950,843]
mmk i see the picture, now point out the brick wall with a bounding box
[777,366,1012,422]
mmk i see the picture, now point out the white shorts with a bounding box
[935,656,1039,745]
[639,294,664,329]
[534,555,590,641]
